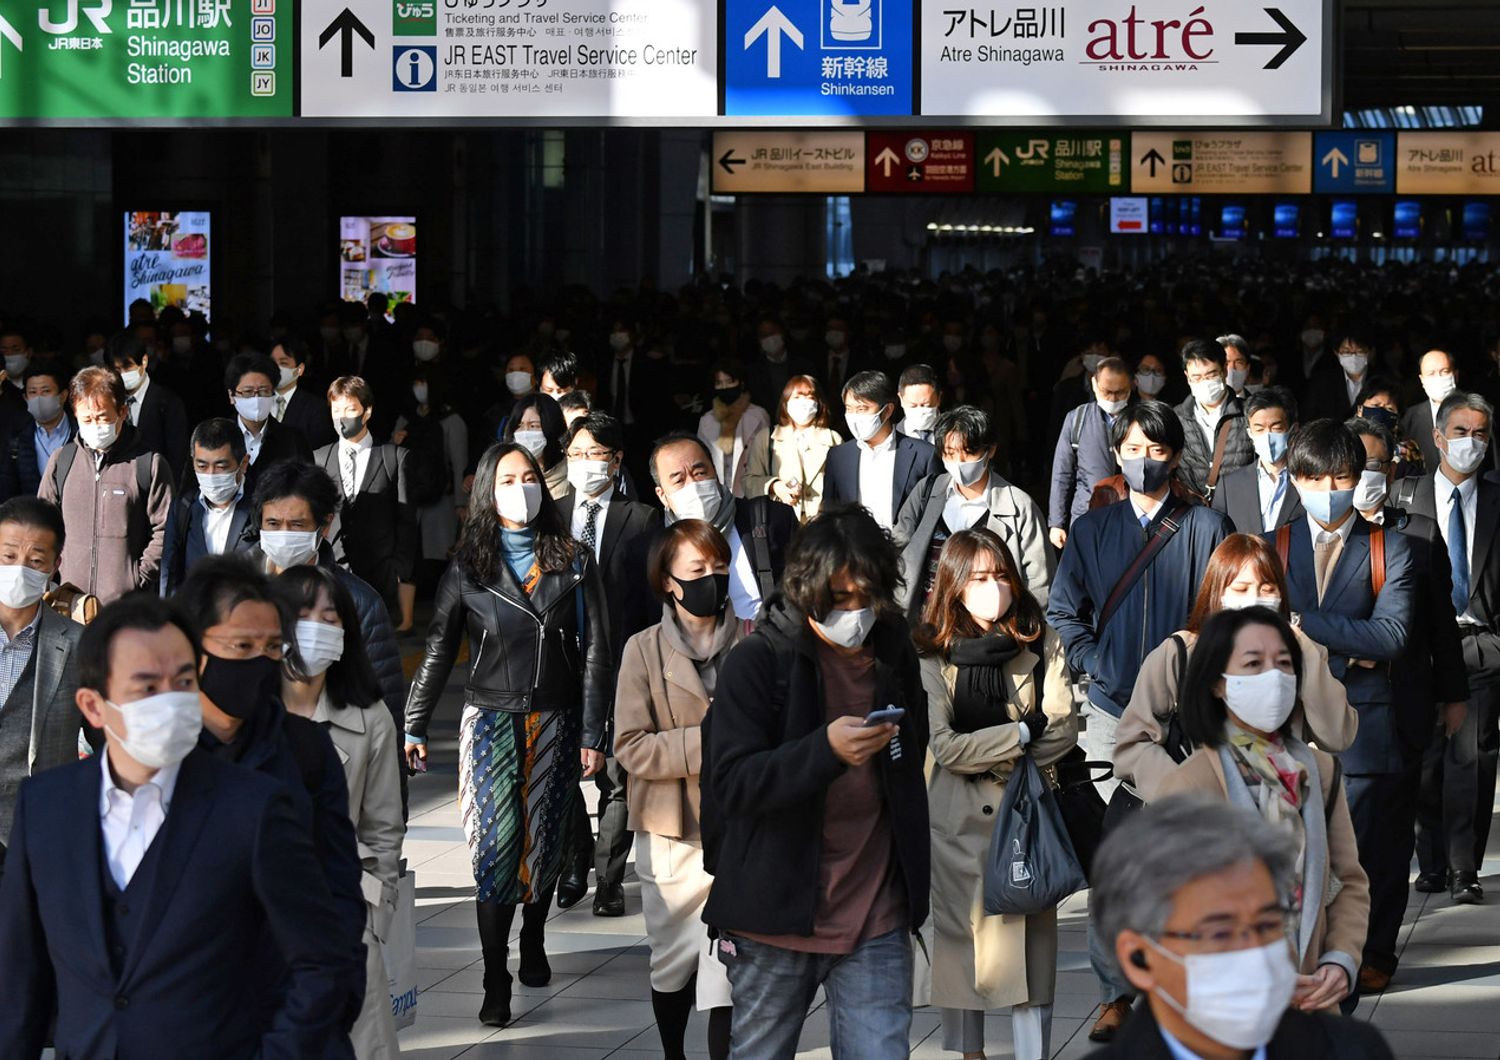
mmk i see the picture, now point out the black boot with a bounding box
[556,798,593,909]
[518,895,553,987]
[476,901,515,1027]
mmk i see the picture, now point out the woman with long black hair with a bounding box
[403,441,612,1028]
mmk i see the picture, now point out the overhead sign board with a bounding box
[975,133,1126,193]
[918,0,1331,125]
[866,132,973,192]
[723,0,912,116]
[1110,196,1148,233]
[124,211,211,324]
[0,0,290,119]
[712,130,864,193]
[1395,132,1500,195]
[1313,131,1395,194]
[300,0,715,118]
[1132,131,1312,193]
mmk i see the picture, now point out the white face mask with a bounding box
[513,429,548,456]
[1301,328,1325,350]
[1353,468,1389,511]
[0,564,50,609]
[1081,353,1104,374]
[884,344,906,361]
[786,396,819,426]
[962,579,1012,624]
[120,368,145,392]
[1219,591,1282,612]
[105,690,204,770]
[234,395,274,424]
[198,470,241,506]
[505,371,533,395]
[411,383,430,406]
[274,364,295,389]
[3,353,28,378]
[413,339,440,362]
[1444,435,1488,475]
[567,458,613,497]
[1226,366,1249,391]
[26,394,61,423]
[825,330,846,350]
[760,334,785,358]
[260,529,321,569]
[846,408,887,443]
[1189,375,1227,407]
[666,479,722,524]
[495,481,543,525]
[1135,371,1165,396]
[1338,353,1369,379]
[172,335,193,355]
[942,334,964,354]
[609,332,631,352]
[1222,668,1299,732]
[294,619,345,677]
[1097,396,1129,416]
[902,405,938,433]
[79,419,119,451]
[1421,374,1457,404]
[813,607,875,649]
[1146,937,1298,1051]
[944,456,988,487]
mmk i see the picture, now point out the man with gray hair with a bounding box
[1391,390,1500,908]
[1087,795,1394,1059]
[1217,334,1253,400]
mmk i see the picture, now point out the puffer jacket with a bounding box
[404,549,612,750]
[1173,392,1256,501]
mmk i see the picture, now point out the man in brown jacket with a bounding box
[37,367,172,602]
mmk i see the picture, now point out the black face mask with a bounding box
[672,573,730,618]
[199,654,282,720]
[714,385,743,405]
[336,414,365,440]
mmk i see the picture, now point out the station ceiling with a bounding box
[1345,0,1500,113]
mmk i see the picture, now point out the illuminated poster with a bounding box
[340,216,416,306]
[123,210,211,324]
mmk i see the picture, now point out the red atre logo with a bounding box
[1084,4,1214,66]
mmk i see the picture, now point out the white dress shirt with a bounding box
[857,430,899,530]
[126,375,151,427]
[942,482,988,533]
[239,418,265,465]
[725,524,763,622]
[1257,461,1290,531]
[1435,471,1481,624]
[1193,399,1223,449]
[100,751,182,890]
[1305,509,1358,549]
[1160,1024,1266,1060]
[570,485,614,560]
[339,432,375,496]
[200,488,244,555]
[1344,373,1363,406]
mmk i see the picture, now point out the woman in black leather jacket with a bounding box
[403,441,611,1029]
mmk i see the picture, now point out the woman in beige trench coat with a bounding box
[916,528,1077,1060]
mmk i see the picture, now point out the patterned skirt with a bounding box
[459,704,582,904]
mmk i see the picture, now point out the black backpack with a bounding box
[400,414,449,507]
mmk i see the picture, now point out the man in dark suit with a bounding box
[1089,796,1395,1060]
[0,497,84,843]
[1348,416,1467,991]
[1392,391,1500,906]
[0,594,353,1058]
[314,376,415,618]
[820,314,865,401]
[108,333,190,486]
[1400,348,1459,473]
[822,370,941,533]
[554,412,662,916]
[161,418,257,595]
[225,352,312,500]
[0,360,74,502]
[596,320,671,493]
[744,317,815,412]
[1302,334,1375,424]
[1213,386,1305,534]
[272,335,337,451]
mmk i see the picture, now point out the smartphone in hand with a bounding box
[863,706,905,728]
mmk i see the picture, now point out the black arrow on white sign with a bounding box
[1141,148,1166,177]
[1234,8,1306,70]
[719,149,746,176]
[319,8,375,78]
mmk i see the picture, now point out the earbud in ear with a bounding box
[1131,950,1149,970]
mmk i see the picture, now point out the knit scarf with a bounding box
[712,392,751,454]
[948,633,1024,734]
[1227,722,1309,888]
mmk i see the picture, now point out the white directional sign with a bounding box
[918,0,1331,125]
[1132,132,1313,193]
[711,130,865,193]
[1395,133,1500,195]
[300,0,716,119]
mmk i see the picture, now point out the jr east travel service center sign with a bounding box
[0,0,1332,126]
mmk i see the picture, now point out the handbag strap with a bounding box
[1097,500,1188,629]
[1204,414,1234,494]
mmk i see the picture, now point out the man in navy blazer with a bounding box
[822,370,940,532]
[1212,386,1306,534]
[0,594,352,1059]
[161,417,257,595]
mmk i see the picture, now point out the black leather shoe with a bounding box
[1451,872,1484,905]
[555,858,590,910]
[1414,871,1447,894]
[592,882,625,917]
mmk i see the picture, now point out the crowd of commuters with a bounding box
[2,255,1499,1058]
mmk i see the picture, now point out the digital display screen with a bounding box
[1185,197,1202,237]
[123,211,210,325]
[1462,202,1492,242]
[1393,201,1422,240]
[1149,196,1166,235]
[1050,200,1077,238]
[1110,196,1149,234]
[1272,203,1300,239]
[340,216,417,306]
[1330,201,1358,240]
[1219,205,1247,240]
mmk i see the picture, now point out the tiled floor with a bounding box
[396,676,1500,1058]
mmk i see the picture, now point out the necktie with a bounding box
[581,501,601,556]
[343,447,358,498]
[274,394,286,421]
[1265,470,1288,530]
[126,395,138,425]
[1139,513,1151,530]
[1314,531,1338,603]
[1450,486,1471,615]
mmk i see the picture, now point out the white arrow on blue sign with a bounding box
[1313,131,1395,194]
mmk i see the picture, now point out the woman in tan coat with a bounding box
[614,519,743,1060]
[916,528,1077,1060]
[742,374,842,522]
[1114,533,1358,800]
[1157,607,1370,1012]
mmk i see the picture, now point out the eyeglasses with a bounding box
[1160,910,1291,953]
[203,631,287,661]
[565,448,615,462]
[233,387,274,399]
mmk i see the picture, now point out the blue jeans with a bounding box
[722,928,913,1060]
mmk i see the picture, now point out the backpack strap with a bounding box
[1370,526,1386,597]
[749,500,776,604]
[135,452,153,496]
[1070,406,1086,452]
[1391,476,1419,511]
[1171,633,1188,686]
[1275,523,1292,574]
[1324,756,1343,827]
[50,444,77,501]
[1203,415,1234,497]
